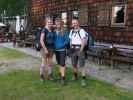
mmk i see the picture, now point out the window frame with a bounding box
[111,4,127,27]
[72,10,80,19]
[61,12,68,30]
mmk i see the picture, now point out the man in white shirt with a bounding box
[69,19,88,87]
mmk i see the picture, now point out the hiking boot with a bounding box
[48,75,54,81]
[56,74,61,80]
[71,73,78,81]
[40,75,45,82]
[60,77,65,85]
[71,76,78,81]
[60,79,65,85]
[81,79,87,87]
[40,78,44,82]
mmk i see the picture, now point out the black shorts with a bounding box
[55,50,66,67]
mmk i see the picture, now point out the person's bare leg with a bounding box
[72,65,78,80]
[60,66,65,77]
[40,57,47,81]
[60,66,65,85]
[80,67,86,78]
[80,67,86,87]
[47,53,53,80]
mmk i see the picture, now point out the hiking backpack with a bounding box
[34,27,42,51]
[70,29,95,57]
[43,28,55,48]
[34,28,55,51]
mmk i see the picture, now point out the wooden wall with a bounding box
[28,0,133,45]
[28,0,44,26]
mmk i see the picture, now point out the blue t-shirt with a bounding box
[41,28,55,49]
[55,31,69,50]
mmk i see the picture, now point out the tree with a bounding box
[0,0,26,17]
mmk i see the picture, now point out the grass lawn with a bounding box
[0,47,29,59]
[0,67,133,100]
[0,47,133,100]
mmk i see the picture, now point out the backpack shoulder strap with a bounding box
[71,29,82,39]
[77,29,81,39]
[71,29,74,37]
[43,28,50,38]
[43,28,48,34]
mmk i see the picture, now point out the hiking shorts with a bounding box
[41,48,54,58]
[71,48,85,67]
[55,50,66,67]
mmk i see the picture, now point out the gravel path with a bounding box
[0,57,41,74]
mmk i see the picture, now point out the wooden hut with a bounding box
[26,0,133,65]
[27,0,133,45]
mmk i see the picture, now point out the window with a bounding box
[72,11,79,19]
[61,12,67,30]
[111,4,126,26]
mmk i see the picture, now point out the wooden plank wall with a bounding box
[28,0,133,45]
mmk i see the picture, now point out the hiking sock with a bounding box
[48,64,52,75]
[40,64,45,77]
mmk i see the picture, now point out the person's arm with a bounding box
[40,32,48,54]
[80,29,86,52]
[80,38,85,52]
[64,32,70,46]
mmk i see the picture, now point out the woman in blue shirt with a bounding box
[40,17,55,81]
[54,18,69,85]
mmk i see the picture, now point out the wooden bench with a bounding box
[87,46,107,65]
[24,41,34,47]
[110,47,133,69]
[23,35,35,47]
[87,43,133,68]
[16,39,24,47]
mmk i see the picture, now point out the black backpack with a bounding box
[34,28,55,51]
[43,28,55,48]
[34,28,42,51]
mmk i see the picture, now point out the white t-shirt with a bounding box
[69,28,88,45]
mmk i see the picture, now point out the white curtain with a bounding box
[16,16,20,33]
